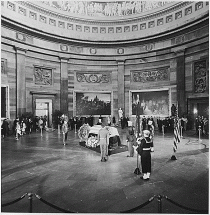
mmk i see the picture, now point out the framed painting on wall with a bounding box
[131,89,170,117]
[74,91,111,116]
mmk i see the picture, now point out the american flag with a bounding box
[173,104,180,152]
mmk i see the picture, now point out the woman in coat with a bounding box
[126,121,136,157]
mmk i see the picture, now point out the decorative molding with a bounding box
[29,11,37,20]
[148,21,155,28]
[60,44,68,51]
[195,2,203,11]
[166,15,173,23]
[18,6,26,16]
[30,91,57,95]
[132,67,169,82]
[67,23,73,30]
[92,27,98,33]
[84,26,90,33]
[7,1,15,11]
[116,27,122,33]
[17,1,192,26]
[124,26,130,32]
[69,46,83,53]
[90,48,97,54]
[40,15,47,23]
[175,11,182,19]
[100,27,106,34]
[140,23,146,30]
[117,48,124,54]
[185,6,192,15]
[16,32,26,42]
[108,27,114,33]
[172,25,209,45]
[76,25,82,31]
[132,25,138,31]
[139,43,155,52]
[58,21,65,28]
[49,18,56,26]
[76,72,111,83]
[157,18,163,26]
[194,59,207,93]
[34,67,52,85]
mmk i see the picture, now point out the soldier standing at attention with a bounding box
[135,130,154,180]
[98,123,109,162]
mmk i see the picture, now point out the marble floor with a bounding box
[1,128,209,213]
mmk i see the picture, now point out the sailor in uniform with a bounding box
[135,130,154,180]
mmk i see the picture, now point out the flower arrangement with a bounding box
[78,124,90,141]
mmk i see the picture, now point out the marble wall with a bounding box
[1,16,209,124]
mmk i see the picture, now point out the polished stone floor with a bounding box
[1,128,209,213]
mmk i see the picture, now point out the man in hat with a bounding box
[126,121,136,157]
[135,130,154,180]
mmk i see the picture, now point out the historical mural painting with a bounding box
[76,92,111,116]
[194,60,207,93]
[132,90,169,116]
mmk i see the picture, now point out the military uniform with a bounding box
[98,126,109,162]
[136,130,154,180]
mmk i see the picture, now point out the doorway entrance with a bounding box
[187,97,209,129]
[35,99,52,127]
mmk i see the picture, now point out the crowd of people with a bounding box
[1,116,48,139]
[1,113,208,141]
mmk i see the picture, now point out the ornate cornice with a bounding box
[17,1,192,26]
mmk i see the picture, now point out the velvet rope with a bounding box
[120,196,155,213]
[2,193,28,207]
[164,195,208,213]
[34,194,76,213]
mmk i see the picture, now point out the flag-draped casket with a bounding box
[78,124,121,148]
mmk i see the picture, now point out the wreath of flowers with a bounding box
[78,124,90,141]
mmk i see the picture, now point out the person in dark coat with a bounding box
[1,119,9,138]
[126,121,136,157]
[135,130,154,180]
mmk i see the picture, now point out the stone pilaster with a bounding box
[14,46,27,118]
[175,49,186,117]
[59,57,69,115]
[117,60,125,119]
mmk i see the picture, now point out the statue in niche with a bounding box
[118,108,123,120]
[171,104,177,116]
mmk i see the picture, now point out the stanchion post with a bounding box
[180,126,183,138]
[157,195,162,213]
[40,127,43,137]
[198,125,201,143]
[75,124,77,133]
[58,124,60,134]
[28,193,33,213]
[162,125,164,136]
[15,130,19,140]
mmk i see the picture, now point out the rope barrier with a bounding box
[120,195,155,213]
[163,195,208,213]
[2,193,28,207]
[1,193,208,213]
[34,193,76,213]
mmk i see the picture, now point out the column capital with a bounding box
[58,55,69,63]
[13,46,27,54]
[116,58,126,64]
[172,48,186,56]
